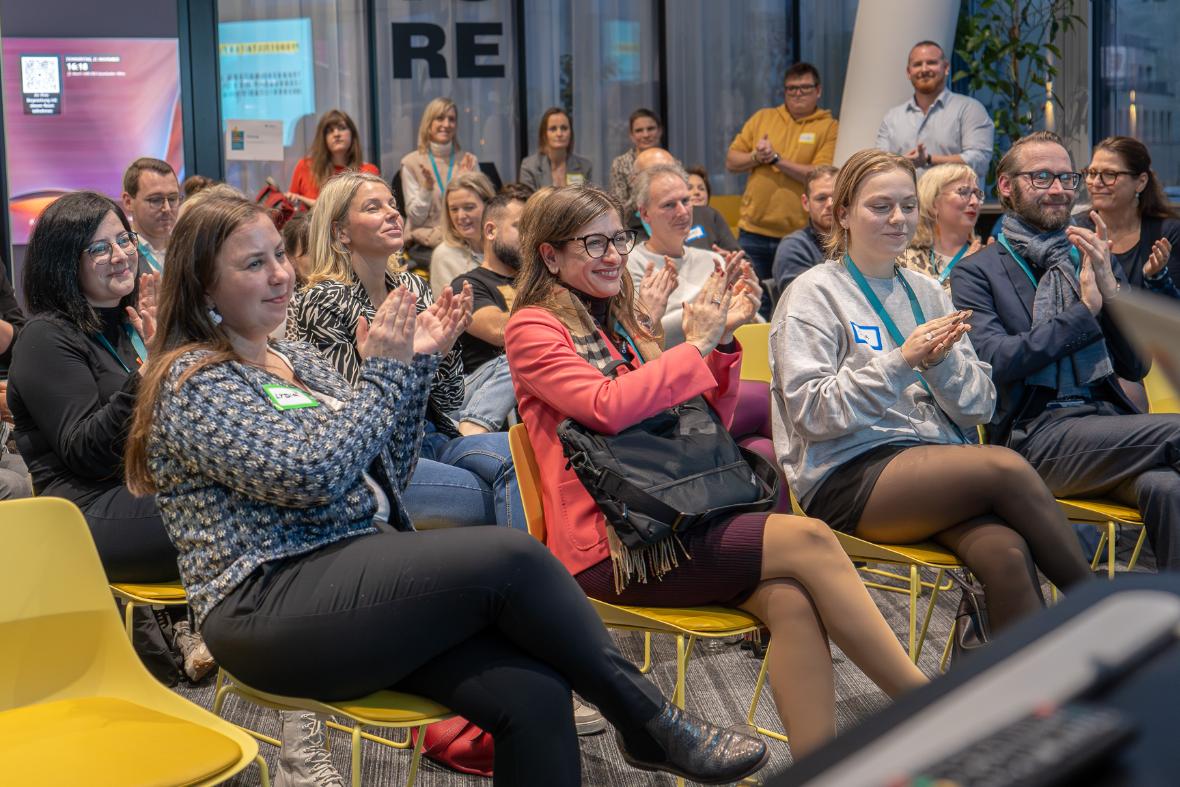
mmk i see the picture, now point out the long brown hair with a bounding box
[512,184,655,340]
[826,149,916,258]
[1093,136,1179,221]
[125,196,270,494]
[308,109,364,189]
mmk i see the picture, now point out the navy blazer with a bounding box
[950,240,1148,444]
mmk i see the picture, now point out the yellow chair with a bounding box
[734,322,772,383]
[212,672,453,787]
[0,497,265,787]
[1145,366,1180,413]
[788,490,962,669]
[110,580,187,639]
[709,194,742,237]
[1055,498,1148,579]
[507,424,783,745]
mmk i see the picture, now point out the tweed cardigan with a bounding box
[147,339,438,625]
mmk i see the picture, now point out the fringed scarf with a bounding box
[548,285,683,592]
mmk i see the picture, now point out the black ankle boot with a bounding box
[617,702,769,785]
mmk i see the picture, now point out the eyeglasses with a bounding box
[558,230,639,259]
[948,186,985,202]
[1013,170,1082,190]
[85,231,139,266]
[1082,168,1136,187]
[784,84,818,95]
[143,193,182,211]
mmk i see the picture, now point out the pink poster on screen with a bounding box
[2,37,184,244]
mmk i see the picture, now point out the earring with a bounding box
[208,306,223,325]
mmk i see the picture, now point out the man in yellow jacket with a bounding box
[726,62,838,313]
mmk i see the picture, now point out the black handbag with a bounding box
[951,577,990,662]
[556,362,780,551]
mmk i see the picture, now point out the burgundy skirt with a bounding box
[573,512,769,607]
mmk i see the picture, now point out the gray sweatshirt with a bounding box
[770,260,996,508]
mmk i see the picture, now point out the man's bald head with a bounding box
[633,147,678,174]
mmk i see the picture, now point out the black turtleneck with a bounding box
[6,308,142,505]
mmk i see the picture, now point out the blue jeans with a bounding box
[405,425,526,530]
[457,355,516,432]
[738,229,782,318]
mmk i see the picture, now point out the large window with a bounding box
[218,0,370,195]
[665,0,793,196]
[523,0,659,192]
[1095,0,1180,195]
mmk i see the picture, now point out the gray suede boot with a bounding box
[274,710,345,787]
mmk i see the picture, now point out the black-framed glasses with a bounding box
[784,84,818,95]
[948,186,985,202]
[558,229,638,258]
[1014,170,1082,190]
[85,231,139,266]
[1082,168,1136,187]
[144,193,182,211]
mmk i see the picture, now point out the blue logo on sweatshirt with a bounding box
[850,322,883,350]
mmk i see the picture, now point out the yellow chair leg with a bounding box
[123,600,136,639]
[745,642,789,744]
[1107,520,1117,580]
[939,619,956,673]
[406,723,428,787]
[908,564,920,660]
[212,668,228,716]
[255,753,271,787]
[1128,528,1148,570]
[351,721,364,787]
[673,634,694,708]
[1089,528,1107,571]
[639,631,653,674]
[913,568,945,661]
[326,720,410,749]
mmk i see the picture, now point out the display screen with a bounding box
[219,18,315,148]
[2,37,184,244]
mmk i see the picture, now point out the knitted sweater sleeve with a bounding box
[153,353,438,507]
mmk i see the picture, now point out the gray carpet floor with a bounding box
[175,528,1153,786]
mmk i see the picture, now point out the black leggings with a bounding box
[855,444,1093,632]
[81,485,179,583]
[201,527,666,787]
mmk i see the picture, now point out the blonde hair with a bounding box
[825,149,916,258]
[177,183,246,219]
[417,97,462,153]
[911,163,978,250]
[304,171,403,288]
[441,171,495,247]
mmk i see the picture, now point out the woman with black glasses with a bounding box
[1078,136,1180,298]
[6,192,214,682]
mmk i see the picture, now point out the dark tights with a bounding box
[855,444,1093,632]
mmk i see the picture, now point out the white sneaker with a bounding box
[170,620,215,682]
[274,710,345,787]
[574,696,607,735]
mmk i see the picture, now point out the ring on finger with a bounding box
[925,332,933,342]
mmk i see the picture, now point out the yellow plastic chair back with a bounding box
[709,194,742,236]
[733,322,772,383]
[508,423,546,543]
[1145,366,1180,413]
[0,497,260,787]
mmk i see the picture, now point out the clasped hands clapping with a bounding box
[680,247,762,357]
[357,282,474,364]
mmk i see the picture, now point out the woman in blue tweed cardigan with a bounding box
[123,194,768,786]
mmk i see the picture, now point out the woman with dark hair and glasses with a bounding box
[1077,136,1180,298]
[6,191,214,682]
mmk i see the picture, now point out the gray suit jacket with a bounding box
[517,152,594,190]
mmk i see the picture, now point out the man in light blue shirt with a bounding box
[876,41,994,186]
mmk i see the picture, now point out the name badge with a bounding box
[850,321,883,350]
[799,132,816,144]
[566,173,585,186]
[685,224,706,242]
[263,384,320,411]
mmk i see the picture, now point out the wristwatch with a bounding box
[768,152,781,165]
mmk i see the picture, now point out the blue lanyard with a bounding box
[844,254,969,443]
[428,149,455,197]
[935,242,970,284]
[612,320,646,365]
[995,231,1080,288]
[137,241,161,273]
[93,323,148,374]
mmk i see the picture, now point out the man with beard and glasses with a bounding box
[952,131,1180,570]
[876,41,993,187]
[450,189,528,437]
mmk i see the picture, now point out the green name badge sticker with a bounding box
[263,384,320,411]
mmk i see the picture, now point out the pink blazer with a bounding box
[504,306,742,576]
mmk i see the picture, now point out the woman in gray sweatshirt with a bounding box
[771,149,1091,635]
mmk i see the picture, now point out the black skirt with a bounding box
[805,443,915,533]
